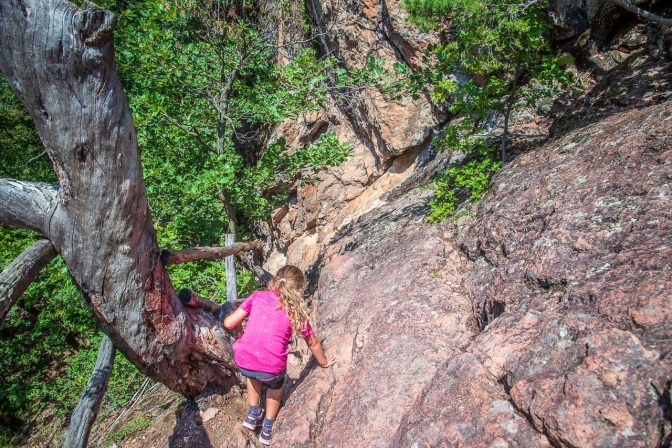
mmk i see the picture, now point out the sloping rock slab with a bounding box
[274,189,475,447]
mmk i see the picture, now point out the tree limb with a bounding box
[0,179,57,235]
[606,0,672,27]
[160,241,264,266]
[237,251,274,286]
[0,239,57,324]
[63,335,115,448]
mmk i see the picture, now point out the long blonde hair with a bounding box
[269,265,309,334]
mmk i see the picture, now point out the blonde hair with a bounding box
[269,265,309,334]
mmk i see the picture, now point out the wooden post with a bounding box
[63,335,115,448]
[225,233,238,303]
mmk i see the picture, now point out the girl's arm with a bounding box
[223,307,249,331]
[304,333,336,368]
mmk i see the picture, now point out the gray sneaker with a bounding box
[259,423,273,445]
[242,411,263,430]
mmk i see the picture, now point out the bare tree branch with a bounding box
[159,112,219,155]
[237,251,274,286]
[160,241,264,266]
[607,0,672,26]
[183,84,224,113]
[0,239,56,324]
[0,179,57,235]
[63,335,115,448]
[236,248,273,286]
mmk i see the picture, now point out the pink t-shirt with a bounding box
[233,290,313,373]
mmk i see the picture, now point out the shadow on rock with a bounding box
[168,398,213,448]
[283,357,319,405]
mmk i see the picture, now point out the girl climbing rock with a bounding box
[224,265,335,446]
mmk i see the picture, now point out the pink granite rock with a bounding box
[272,100,672,447]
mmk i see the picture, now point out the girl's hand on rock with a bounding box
[320,354,336,368]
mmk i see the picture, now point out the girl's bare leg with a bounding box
[246,378,263,406]
[265,386,283,420]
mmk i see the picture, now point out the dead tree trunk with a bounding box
[0,0,250,395]
[0,239,57,324]
[62,335,115,448]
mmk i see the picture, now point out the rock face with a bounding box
[451,99,672,447]
[271,99,672,447]
[264,0,444,272]
[274,187,474,447]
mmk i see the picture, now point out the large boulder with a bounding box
[453,99,672,447]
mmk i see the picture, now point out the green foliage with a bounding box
[405,0,571,135]
[94,0,353,300]
[106,0,350,236]
[427,154,501,222]
[334,56,411,100]
[0,237,145,441]
[403,0,571,221]
[0,77,54,182]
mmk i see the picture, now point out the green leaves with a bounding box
[0,78,54,182]
[406,0,571,127]
[427,154,502,222]
[232,131,352,220]
[403,0,572,222]
[107,0,350,235]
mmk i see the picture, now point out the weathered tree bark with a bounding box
[0,239,57,324]
[0,179,57,234]
[62,335,115,448]
[160,242,263,266]
[0,0,247,395]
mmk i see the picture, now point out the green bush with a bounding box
[402,0,571,222]
[428,154,501,222]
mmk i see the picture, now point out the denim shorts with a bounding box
[239,367,286,390]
